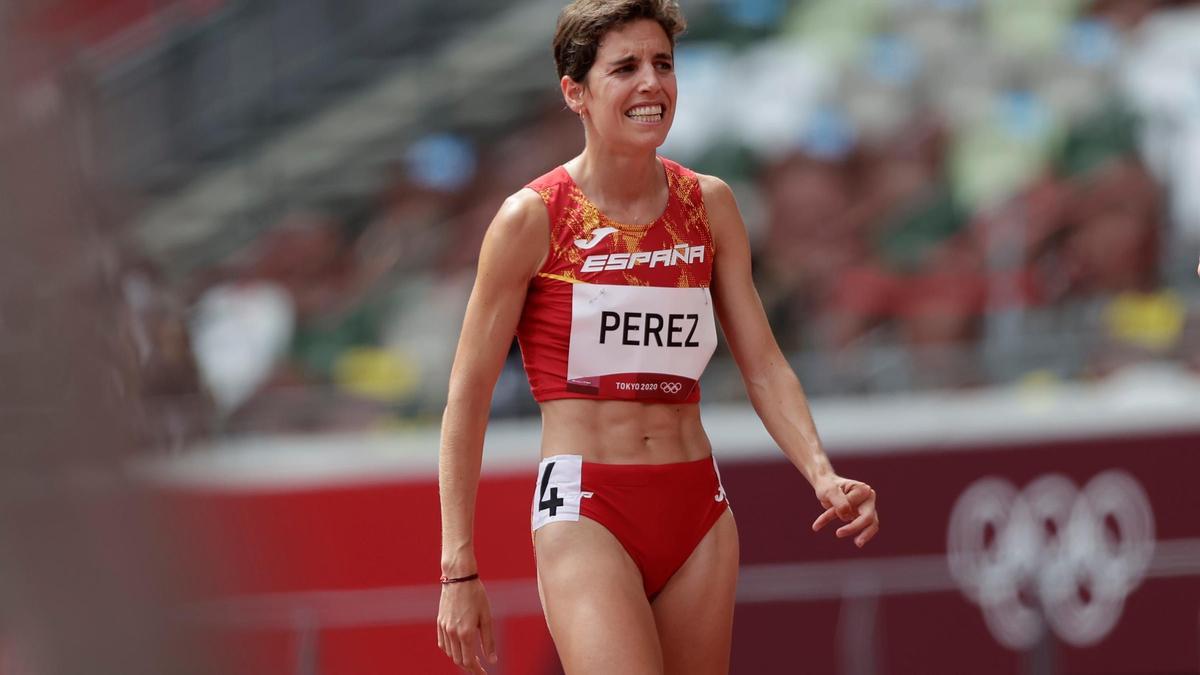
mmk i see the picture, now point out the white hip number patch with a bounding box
[531,454,584,531]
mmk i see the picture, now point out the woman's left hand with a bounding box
[811,475,879,548]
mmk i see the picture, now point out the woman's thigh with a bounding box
[651,508,739,675]
[534,516,663,675]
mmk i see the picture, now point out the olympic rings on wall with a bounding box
[946,470,1155,650]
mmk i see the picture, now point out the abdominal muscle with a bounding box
[538,398,713,464]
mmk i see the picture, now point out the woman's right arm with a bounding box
[437,189,547,674]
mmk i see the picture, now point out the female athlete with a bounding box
[437,1,880,673]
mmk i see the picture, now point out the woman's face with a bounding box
[564,19,677,152]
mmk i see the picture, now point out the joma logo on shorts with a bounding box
[581,243,705,273]
[599,311,701,347]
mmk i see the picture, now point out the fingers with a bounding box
[843,482,873,507]
[828,485,855,521]
[812,506,838,532]
[466,652,487,675]
[480,611,498,664]
[446,625,463,669]
[455,627,485,674]
[814,480,880,547]
[855,521,880,548]
[815,480,867,529]
[437,610,473,673]
[438,582,496,673]
[835,507,875,540]
[464,628,487,674]
[835,489,879,548]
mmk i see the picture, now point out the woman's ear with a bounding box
[560,75,586,116]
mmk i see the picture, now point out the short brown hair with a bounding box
[553,0,687,83]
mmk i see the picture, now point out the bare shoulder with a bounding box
[477,187,551,281]
[491,187,550,241]
[695,173,746,246]
[696,172,737,210]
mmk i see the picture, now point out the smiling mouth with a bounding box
[625,104,664,123]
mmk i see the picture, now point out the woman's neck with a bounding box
[568,147,663,209]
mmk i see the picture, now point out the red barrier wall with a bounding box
[725,430,1200,674]
[153,429,1200,674]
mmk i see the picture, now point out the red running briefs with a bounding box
[531,454,729,599]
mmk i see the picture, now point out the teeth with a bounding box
[626,105,663,117]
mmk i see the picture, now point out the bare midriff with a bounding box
[538,398,713,465]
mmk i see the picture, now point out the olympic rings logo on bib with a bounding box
[660,381,683,395]
[946,470,1155,650]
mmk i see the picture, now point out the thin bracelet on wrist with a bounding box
[440,572,479,585]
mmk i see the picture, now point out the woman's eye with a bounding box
[657,62,673,71]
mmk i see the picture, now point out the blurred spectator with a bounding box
[759,151,870,351]
[1060,158,1160,297]
[189,274,294,418]
[97,0,1200,424]
[188,210,415,432]
[119,253,214,452]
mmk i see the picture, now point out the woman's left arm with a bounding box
[702,174,880,548]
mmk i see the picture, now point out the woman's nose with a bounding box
[637,65,660,92]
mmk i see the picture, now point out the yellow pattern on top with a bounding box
[674,171,698,210]
[538,271,582,285]
[549,161,712,288]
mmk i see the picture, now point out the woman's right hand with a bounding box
[437,578,497,674]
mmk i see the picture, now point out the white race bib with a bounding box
[566,284,716,399]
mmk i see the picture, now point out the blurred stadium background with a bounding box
[2,0,1200,673]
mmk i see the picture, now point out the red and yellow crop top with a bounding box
[515,157,717,403]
